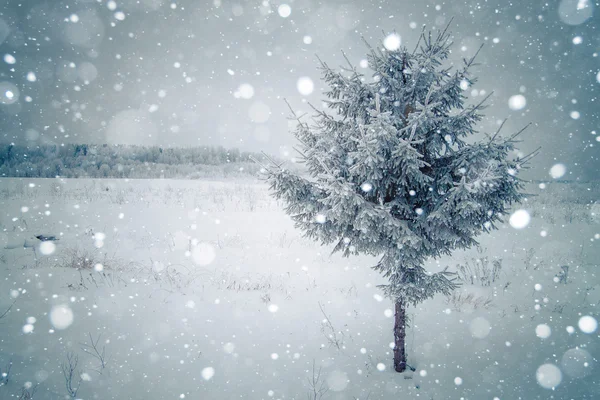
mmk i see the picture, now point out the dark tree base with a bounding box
[393,298,407,373]
[394,362,407,373]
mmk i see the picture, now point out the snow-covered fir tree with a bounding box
[263,26,532,372]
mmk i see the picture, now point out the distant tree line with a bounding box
[0,143,272,179]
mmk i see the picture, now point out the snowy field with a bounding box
[0,177,598,399]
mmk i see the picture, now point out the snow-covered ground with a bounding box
[0,178,598,399]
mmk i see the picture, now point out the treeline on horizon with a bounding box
[0,143,273,179]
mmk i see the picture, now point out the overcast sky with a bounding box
[0,0,598,180]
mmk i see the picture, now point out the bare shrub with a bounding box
[56,248,129,291]
[57,248,128,276]
[18,383,38,400]
[109,190,127,205]
[212,271,286,293]
[80,333,108,374]
[260,293,271,304]
[455,249,502,287]
[337,283,358,298]
[216,233,244,249]
[523,247,538,270]
[526,181,599,225]
[446,291,493,312]
[61,352,82,399]
[58,248,103,270]
[49,183,63,198]
[80,269,122,289]
[306,359,328,400]
[269,231,296,248]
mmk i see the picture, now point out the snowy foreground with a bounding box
[0,178,598,399]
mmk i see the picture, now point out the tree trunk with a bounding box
[393,298,407,372]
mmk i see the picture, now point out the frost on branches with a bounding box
[263,26,531,372]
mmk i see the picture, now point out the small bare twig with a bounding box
[61,352,82,399]
[306,359,328,400]
[18,383,39,400]
[318,302,344,350]
[0,300,16,320]
[80,333,107,373]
